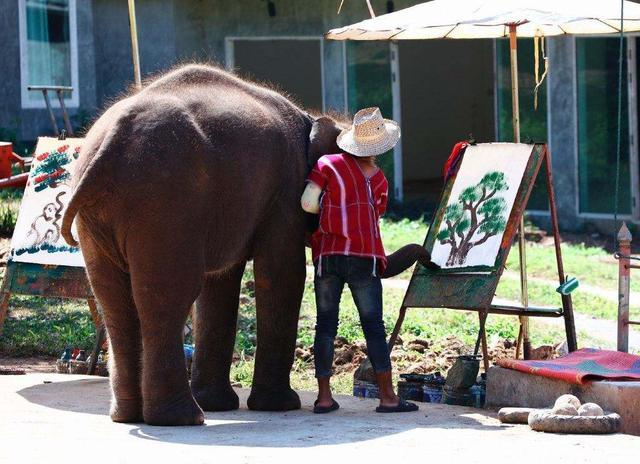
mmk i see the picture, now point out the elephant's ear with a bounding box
[307,116,341,170]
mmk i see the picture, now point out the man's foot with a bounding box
[313,399,340,414]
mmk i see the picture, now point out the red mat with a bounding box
[496,348,640,385]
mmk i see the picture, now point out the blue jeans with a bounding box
[313,255,392,378]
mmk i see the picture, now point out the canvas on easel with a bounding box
[387,142,577,364]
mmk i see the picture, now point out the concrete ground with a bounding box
[1,374,639,463]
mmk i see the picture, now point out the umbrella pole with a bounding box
[128,0,142,90]
[509,24,531,360]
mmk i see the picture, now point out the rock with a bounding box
[554,394,581,410]
[334,346,355,365]
[406,362,427,374]
[406,342,427,353]
[551,404,578,416]
[528,410,621,434]
[294,347,311,361]
[530,345,555,360]
[334,336,349,348]
[353,357,376,382]
[498,407,537,424]
[578,403,604,417]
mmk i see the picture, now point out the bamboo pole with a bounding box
[128,0,142,90]
[509,24,531,360]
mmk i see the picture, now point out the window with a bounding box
[19,0,78,108]
[576,37,631,215]
[345,41,394,196]
[496,38,549,211]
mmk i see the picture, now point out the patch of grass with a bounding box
[495,273,631,321]
[379,218,427,253]
[0,297,95,357]
[504,242,630,292]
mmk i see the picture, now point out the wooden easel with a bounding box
[0,262,105,374]
[388,143,577,370]
[0,133,105,375]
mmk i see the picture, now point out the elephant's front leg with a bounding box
[247,221,305,411]
[191,264,245,411]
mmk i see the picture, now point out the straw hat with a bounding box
[337,107,401,157]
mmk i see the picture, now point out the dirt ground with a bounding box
[0,355,57,374]
[0,335,558,384]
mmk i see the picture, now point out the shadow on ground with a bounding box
[18,376,504,448]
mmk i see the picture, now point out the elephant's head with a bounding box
[306,115,348,171]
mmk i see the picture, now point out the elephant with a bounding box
[61,64,345,426]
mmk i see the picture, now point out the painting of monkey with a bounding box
[26,192,67,247]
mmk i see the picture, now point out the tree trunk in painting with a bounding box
[436,171,509,267]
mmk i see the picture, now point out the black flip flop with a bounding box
[376,399,419,413]
[313,399,340,414]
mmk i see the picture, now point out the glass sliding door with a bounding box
[345,42,394,197]
[577,37,631,215]
[496,38,549,210]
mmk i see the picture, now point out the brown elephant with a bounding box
[61,64,344,426]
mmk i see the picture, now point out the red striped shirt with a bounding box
[307,153,388,274]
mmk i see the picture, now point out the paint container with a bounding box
[353,379,364,397]
[398,379,423,402]
[68,360,88,375]
[470,384,486,408]
[363,382,379,399]
[442,385,475,407]
[352,379,379,399]
[55,359,70,374]
[423,383,444,403]
[471,373,487,408]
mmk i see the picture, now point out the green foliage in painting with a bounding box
[438,171,509,266]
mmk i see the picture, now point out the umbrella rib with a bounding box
[596,18,620,33]
[442,24,460,39]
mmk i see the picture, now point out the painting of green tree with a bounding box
[436,171,509,266]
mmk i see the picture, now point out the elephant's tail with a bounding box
[61,117,126,247]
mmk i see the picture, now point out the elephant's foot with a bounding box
[247,385,301,411]
[191,382,239,412]
[143,392,205,426]
[110,397,144,423]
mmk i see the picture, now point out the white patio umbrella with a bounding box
[327,0,640,358]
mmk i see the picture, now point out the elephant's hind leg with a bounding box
[128,236,205,426]
[79,233,143,423]
[191,264,245,411]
